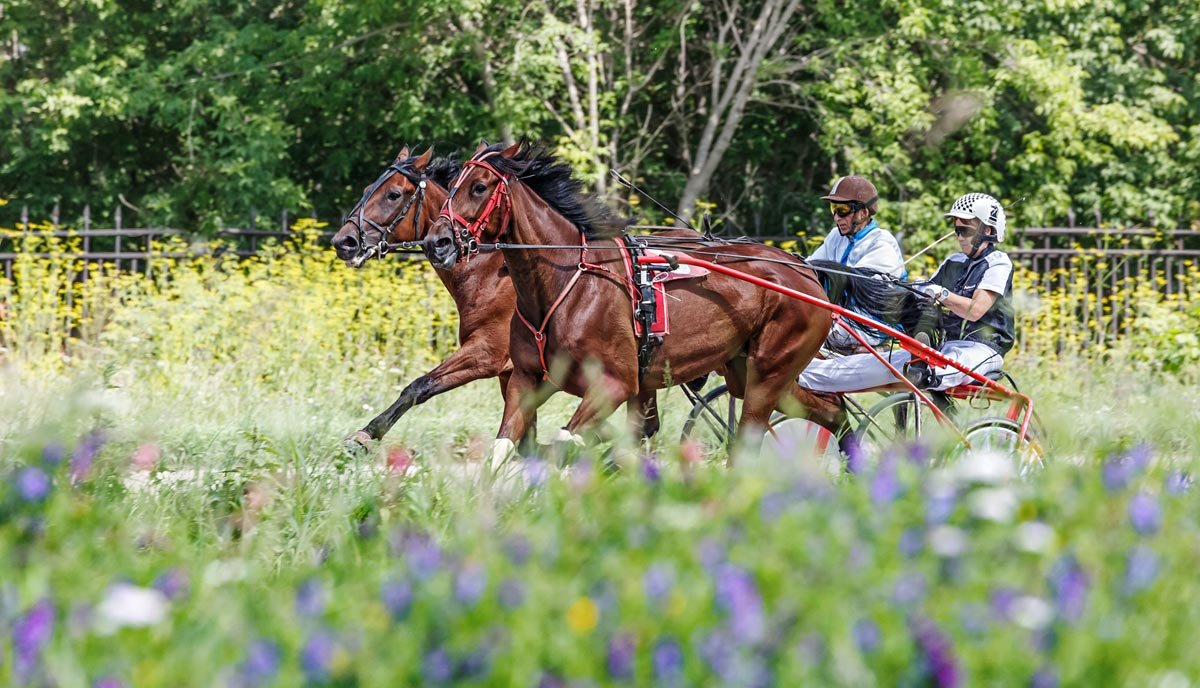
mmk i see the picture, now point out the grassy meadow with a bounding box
[2,227,1199,686]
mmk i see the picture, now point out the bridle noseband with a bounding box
[342,162,428,262]
[438,152,511,262]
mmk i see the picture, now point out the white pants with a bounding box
[797,340,1004,393]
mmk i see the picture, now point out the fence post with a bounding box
[1093,206,1102,230]
[281,209,288,234]
[51,201,60,231]
[82,204,91,281]
[21,205,28,231]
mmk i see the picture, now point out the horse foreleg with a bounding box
[782,381,847,436]
[492,368,550,464]
[563,375,635,440]
[499,369,539,456]
[633,390,660,439]
[354,343,507,444]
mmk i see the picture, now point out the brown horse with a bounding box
[332,146,519,446]
[423,142,838,456]
[331,145,665,449]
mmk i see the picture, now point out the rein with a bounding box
[342,162,428,263]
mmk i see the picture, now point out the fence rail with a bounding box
[5,205,1200,294]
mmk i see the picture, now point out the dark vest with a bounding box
[931,246,1015,355]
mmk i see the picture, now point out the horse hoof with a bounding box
[344,430,374,452]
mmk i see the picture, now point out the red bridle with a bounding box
[438,152,512,261]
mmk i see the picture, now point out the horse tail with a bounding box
[807,259,941,344]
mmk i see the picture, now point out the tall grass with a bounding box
[1,224,1198,686]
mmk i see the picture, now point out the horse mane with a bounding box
[808,259,942,344]
[397,152,461,190]
[480,142,628,239]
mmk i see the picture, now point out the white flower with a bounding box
[94,584,169,635]
[928,526,969,558]
[203,559,249,587]
[967,487,1019,523]
[1015,521,1056,553]
[1010,596,1054,630]
[953,449,1015,485]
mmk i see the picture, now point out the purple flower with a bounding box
[641,454,661,482]
[870,456,901,505]
[93,678,126,688]
[503,534,532,566]
[990,587,1019,620]
[1047,555,1089,623]
[1127,443,1153,470]
[759,491,789,523]
[1101,444,1150,492]
[698,629,734,679]
[454,562,488,606]
[1165,471,1192,495]
[13,598,55,678]
[498,578,525,610]
[238,639,281,687]
[907,440,931,466]
[404,534,442,579]
[523,458,549,488]
[300,630,335,680]
[1031,665,1058,688]
[152,568,189,600]
[852,618,881,654]
[643,564,675,607]
[911,616,961,688]
[607,633,636,680]
[892,571,927,607]
[652,637,684,684]
[925,487,957,525]
[697,538,725,574]
[422,648,454,684]
[959,603,989,636]
[16,467,52,502]
[842,433,867,474]
[1123,545,1159,596]
[380,579,413,619]
[295,578,326,618]
[1128,492,1161,536]
[899,528,924,558]
[713,564,765,644]
[41,442,67,467]
[70,430,105,483]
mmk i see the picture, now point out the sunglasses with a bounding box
[829,202,857,218]
[953,223,978,237]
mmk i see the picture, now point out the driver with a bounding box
[798,192,1015,392]
[807,175,906,350]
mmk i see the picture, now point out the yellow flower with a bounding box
[566,596,599,634]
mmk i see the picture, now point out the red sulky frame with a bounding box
[637,252,1036,448]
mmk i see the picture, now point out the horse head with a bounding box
[333,146,450,268]
[424,141,520,269]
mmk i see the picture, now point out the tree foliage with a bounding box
[1,0,1197,241]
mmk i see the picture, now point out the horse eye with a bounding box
[386,190,401,201]
[472,182,487,195]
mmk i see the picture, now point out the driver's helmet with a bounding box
[944,193,1006,242]
[820,175,879,214]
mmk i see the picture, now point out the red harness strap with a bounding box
[515,236,635,383]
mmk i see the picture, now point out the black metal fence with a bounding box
[5,204,1200,299]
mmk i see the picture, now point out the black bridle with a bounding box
[341,162,428,263]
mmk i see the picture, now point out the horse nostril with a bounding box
[436,236,453,250]
[336,234,359,252]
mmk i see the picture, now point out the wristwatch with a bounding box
[935,287,951,304]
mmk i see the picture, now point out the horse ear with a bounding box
[501,140,521,157]
[473,140,488,156]
[394,145,410,163]
[413,146,434,171]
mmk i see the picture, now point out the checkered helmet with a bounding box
[944,193,1006,242]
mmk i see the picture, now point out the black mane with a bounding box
[479,142,627,239]
[397,151,461,189]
